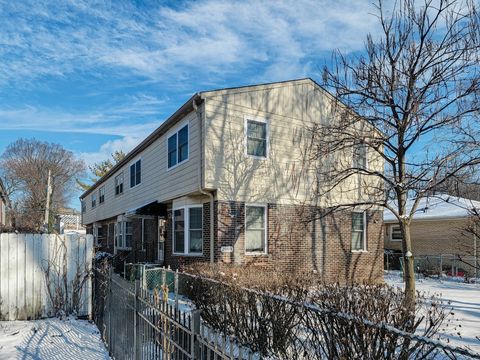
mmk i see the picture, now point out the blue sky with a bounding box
[0,0,383,208]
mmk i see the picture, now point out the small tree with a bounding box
[77,150,126,191]
[315,0,480,306]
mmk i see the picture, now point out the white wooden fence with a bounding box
[0,233,94,320]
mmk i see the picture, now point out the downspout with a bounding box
[193,96,215,264]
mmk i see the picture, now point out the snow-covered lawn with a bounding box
[385,271,480,354]
[0,317,110,360]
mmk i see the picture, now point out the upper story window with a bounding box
[173,206,203,255]
[99,186,105,204]
[246,119,267,158]
[390,225,402,242]
[168,125,189,169]
[91,193,97,208]
[115,172,124,195]
[353,141,367,169]
[351,211,367,251]
[81,200,86,213]
[245,205,267,254]
[130,159,141,188]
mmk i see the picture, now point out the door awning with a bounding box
[125,201,168,217]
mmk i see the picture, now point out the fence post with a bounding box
[191,310,201,359]
[108,266,113,355]
[134,279,141,360]
[174,270,179,312]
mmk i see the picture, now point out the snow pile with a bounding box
[385,271,480,354]
[0,317,110,360]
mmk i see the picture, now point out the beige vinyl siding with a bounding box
[203,80,383,206]
[384,219,477,256]
[82,109,202,225]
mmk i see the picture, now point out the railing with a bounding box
[385,253,479,279]
[93,266,259,360]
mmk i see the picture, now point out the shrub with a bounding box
[183,264,454,359]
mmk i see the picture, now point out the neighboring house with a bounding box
[81,78,384,283]
[55,208,85,234]
[384,194,480,274]
[0,177,9,227]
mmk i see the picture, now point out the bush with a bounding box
[182,264,454,359]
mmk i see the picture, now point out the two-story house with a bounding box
[81,78,384,283]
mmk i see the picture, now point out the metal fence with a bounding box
[95,264,480,359]
[93,266,259,360]
[385,253,479,279]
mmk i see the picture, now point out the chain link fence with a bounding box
[385,252,479,280]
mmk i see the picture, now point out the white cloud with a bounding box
[0,0,384,86]
[78,136,142,167]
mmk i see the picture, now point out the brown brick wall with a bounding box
[163,201,383,284]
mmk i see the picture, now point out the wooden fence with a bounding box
[0,233,93,320]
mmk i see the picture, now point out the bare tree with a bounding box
[1,138,85,231]
[314,0,480,306]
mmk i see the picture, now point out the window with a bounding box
[353,141,367,169]
[94,225,105,246]
[81,200,86,213]
[91,193,97,208]
[390,225,403,242]
[246,119,267,158]
[115,172,124,195]
[245,205,267,254]
[168,125,189,168]
[125,221,133,248]
[99,186,105,204]
[351,212,367,251]
[173,206,203,255]
[115,221,132,249]
[130,159,141,188]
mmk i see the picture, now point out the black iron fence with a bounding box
[93,266,259,360]
[94,264,480,359]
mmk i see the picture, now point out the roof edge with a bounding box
[80,93,200,199]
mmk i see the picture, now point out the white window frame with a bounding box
[115,220,133,251]
[351,211,367,252]
[91,193,97,208]
[390,225,403,242]
[81,199,86,213]
[172,205,203,256]
[115,172,124,196]
[129,158,142,189]
[245,204,268,255]
[244,116,269,160]
[99,186,105,204]
[167,123,190,171]
[352,141,368,170]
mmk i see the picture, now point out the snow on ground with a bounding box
[385,271,480,354]
[0,317,110,360]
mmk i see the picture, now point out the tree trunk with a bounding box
[401,222,416,312]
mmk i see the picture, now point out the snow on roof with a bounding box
[383,194,480,222]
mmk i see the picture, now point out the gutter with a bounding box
[384,216,471,223]
[192,95,215,264]
[80,93,200,200]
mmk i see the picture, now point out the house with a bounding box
[0,177,9,227]
[55,208,85,234]
[384,194,480,275]
[80,78,384,283]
